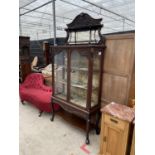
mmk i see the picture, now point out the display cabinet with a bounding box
[51,13,105,144]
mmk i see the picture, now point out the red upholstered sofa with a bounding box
[19,73,60,116]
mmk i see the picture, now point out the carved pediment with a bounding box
[65,13,103,31]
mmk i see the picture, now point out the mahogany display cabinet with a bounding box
[51,13,106,144]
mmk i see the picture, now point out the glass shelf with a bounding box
[71,67,99,72]
[56,80,98,90]
[56,80,67,85]
[56,65,99,72]
[55,93,66,100]
[71,83,87,89]
[71,67,88,71]
[70,98,86,107]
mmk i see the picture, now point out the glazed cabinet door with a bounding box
[70,49,89,108]
[69,47,103,108]
[53,49,68,100]
[91,49,103,107]
[100,114,129,155]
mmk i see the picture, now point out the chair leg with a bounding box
[50,99,55,121]
[21,100,25,105]
[38,110,43,117]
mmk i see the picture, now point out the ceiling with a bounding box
[19,0,135,40]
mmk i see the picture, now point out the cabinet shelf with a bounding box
[56,80,87,89]
[55,93,66,100]
[56,80,98,90]
[71,83,87,89]
[70,98,97,107]
[70,98,86,107]
[57,66,99,72]
[71,67,99,72]
[56,80,67,84]
[71,67,88,71]
[57,66,88,71]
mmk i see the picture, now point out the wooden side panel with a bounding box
[128,66,135,107]
[102,73,128,105]
[104,39,134,75]
[20,63,31,81]
[101,33,135,107]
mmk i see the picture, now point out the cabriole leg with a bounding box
[85,115,91,144]
[95,111,101,135]
[21,100,25,105]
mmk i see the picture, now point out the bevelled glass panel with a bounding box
[70,50,88,108]
[54,50,67,100]
[91,51,101,107]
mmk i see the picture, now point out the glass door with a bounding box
[70,49,89,108]
[54,49,67,100]
[91,50,102,107]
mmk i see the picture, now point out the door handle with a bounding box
[110,118,118,124]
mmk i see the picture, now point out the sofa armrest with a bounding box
[20,82,28,89]
[20,82,31,88]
